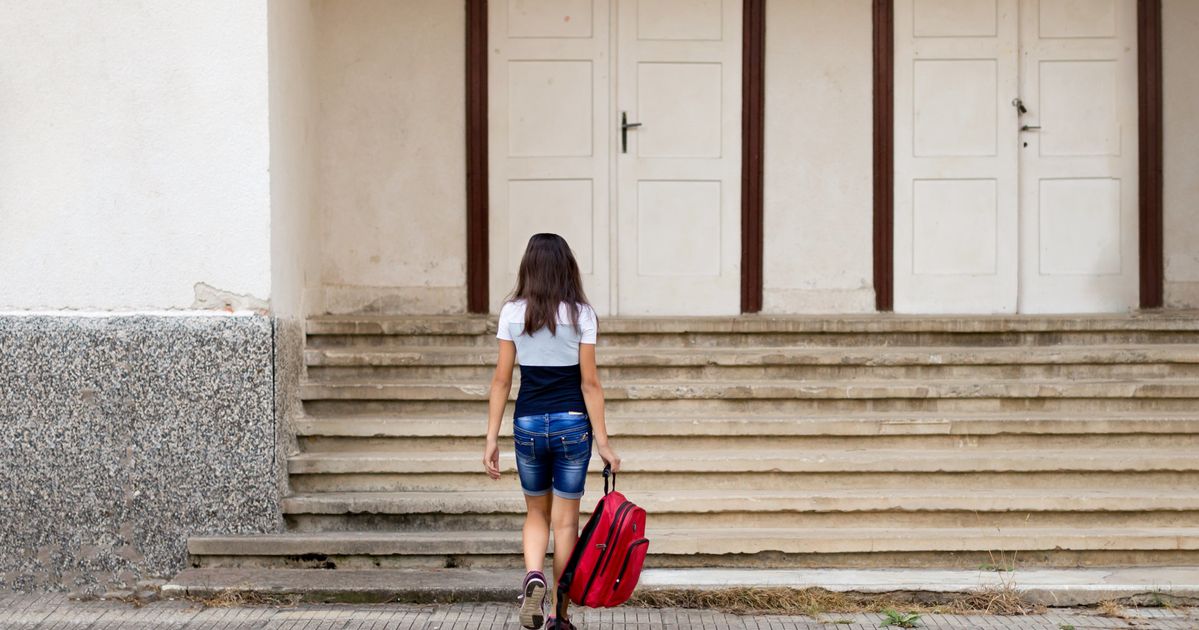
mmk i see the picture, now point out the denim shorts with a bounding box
[513,411,593,500]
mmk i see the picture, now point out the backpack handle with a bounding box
[603,464,615,494]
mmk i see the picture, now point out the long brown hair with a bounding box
[509,233,592,336]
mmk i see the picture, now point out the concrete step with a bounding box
[286,448,1199,475]
[290,408,1199,436]
[312,363,1199,385]
[298,433,1199,454]
[182,525,1199,559]
[300,396,1199,417]
[306,344,1199,367]
[285,513,1199,534]
[297,378,1199,403]
[294,411,1199,438]
[162,566,1199,605]
[278,489,1199,531]
[289,470,1199,494]
[281,489,1199,515]
[314,331,1199,349]
[306,313,1199,336]
[305,344,1199,381]
[304,314,1199,351]
[294,410,1199,454]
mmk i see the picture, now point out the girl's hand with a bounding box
[597,442,621,474]
[483,439,501,479]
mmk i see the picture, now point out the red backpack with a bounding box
[555,466,649,613]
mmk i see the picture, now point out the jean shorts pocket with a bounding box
[558,430,591,462]
[514,435,536,460]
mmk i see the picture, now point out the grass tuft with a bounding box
[627,583,1043,617]
[187,588,302,609]
[879,609,921,627]
[1096,600,1127,619]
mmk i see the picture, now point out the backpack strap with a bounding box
[555,583,570,620]
[603,464,614,494]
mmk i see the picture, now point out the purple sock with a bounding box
[524,569,546,586]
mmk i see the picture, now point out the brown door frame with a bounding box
[871,0,1165,312]
[872,0,894,312]
[465,0,767,314]
[465,0,489,314]
[1137,0,1164,309]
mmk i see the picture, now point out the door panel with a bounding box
[636,62,723,158]
[636,180,723,277]
[636,0,723,40]
[616,0,741,315]
[894,0,1020,313]
[506,0,594,38]
[488,0,612,314]
[1017,0,1137,312]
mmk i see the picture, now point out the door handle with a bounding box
[621,112,641,154]
[1020,125,1041,131]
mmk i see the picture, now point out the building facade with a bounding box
[2,0,1199,592]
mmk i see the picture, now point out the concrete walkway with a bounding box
[3,594,1197,629]
[164,567,1199,607]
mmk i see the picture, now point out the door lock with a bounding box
[1011,97,1028,115]
[621,112,641,154]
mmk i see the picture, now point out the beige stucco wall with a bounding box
[269,0,320,319]
[0,1,271,311]
[1163,0,1199,308]
[762,0,876,313]
[314,0,467,314]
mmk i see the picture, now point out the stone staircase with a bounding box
[188,314,1199,571]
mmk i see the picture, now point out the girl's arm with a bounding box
[580,343,620,472]
[483,340,517,479]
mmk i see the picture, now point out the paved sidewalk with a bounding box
[164,567,1199,607]
[2,594,1197,629]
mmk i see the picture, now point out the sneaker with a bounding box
[545,616,576,630]
[517,570,547,629]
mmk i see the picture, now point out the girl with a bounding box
[483,233,621,630]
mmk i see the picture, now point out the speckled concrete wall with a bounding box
[0,314,282,593]
[272,316,304,501]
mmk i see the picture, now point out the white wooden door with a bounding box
[615,0,742,315]
[894,0,1021,314]
[488,0,613,314]
[894,0,1139,314]
[490,0,742,316]
[1017,0,1138,313]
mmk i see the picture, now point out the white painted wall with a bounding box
[762,0,875,313]
[269,0,320,318]
[1163,0,1199,308]
[315,0,467,314]
[0,1,271,311]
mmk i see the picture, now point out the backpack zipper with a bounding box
[592,501,633,580]
[581,501,632,599]
[612,538,650,590]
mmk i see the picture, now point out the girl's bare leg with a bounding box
[523,493,552,571]
[549,496,581,619]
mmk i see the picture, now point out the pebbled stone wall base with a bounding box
[0,314,284,594]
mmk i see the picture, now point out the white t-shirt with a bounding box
[496,298,598,417]
[496,299,597,366]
